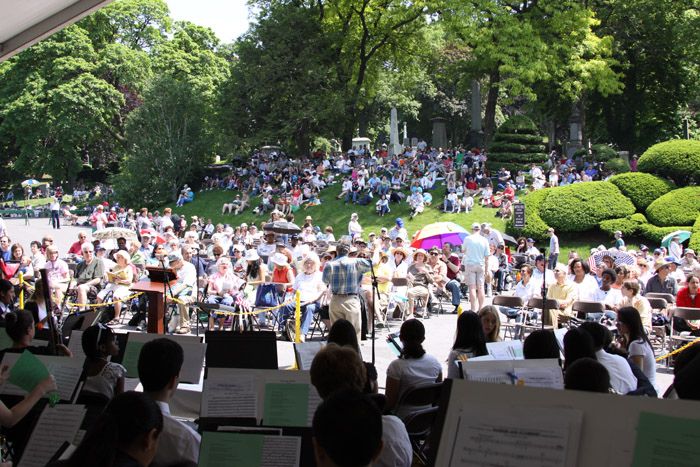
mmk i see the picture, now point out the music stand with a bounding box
[204,331,278,369]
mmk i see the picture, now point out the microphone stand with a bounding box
[367,258,383,366]
[159,258,175,333]
[541,248,548,330]
[194,248,202,336]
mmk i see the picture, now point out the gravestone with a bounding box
[389,107,401,156]
[431,117,448,149]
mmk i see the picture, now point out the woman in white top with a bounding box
[80,324,126,399]
[348,213,363,239]
[207,257,245,330]
[616,306,656,390]
[385,319,442,419]
[278,254,326,341]
[568,258,599,302]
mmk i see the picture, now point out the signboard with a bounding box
[513,202,526,229]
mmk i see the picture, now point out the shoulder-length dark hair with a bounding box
[399,319,427,360]
[452,312,488,356]
[617,306,653,353]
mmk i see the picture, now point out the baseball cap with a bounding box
[471,222,481,230]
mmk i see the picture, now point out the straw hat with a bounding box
[412,248,428,261]
[392,247,409,258]
[653,259,670,272]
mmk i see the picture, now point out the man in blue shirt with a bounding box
[0,236,11,262]
[461,223,491,311]
[322,243,371,340]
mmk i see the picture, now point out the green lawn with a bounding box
[13,195,73,207]
[161,184,623,255]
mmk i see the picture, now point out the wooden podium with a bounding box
[131,279,177,334]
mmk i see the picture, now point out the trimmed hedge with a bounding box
[497,115,539,134]
[609,172,675,211]
[605,158,630,173]
[637,222,693,244]
[506,188,551,241]
[638,139,700,185]
[591,144,618,162]
[539,182,636,232]
[488,142,546,153]
[689,214,700,252]
[488,152,551,163]
[599,215,643,236]
[645,187,700,227]
[492,133,544,144]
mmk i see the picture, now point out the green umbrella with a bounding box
[661,230,691,249]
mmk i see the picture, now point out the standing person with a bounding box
[461,223,490,312]
[669,235,683,262]
[547,227,560,269]
[613,231,625,249]
[322,243,371,340]
[49,196,61,229]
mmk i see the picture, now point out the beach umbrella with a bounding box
[93,227,138,241]
[410,222,469,249]
[587,249,636,272]
[263,221,302,235]
[661,230,692,249]
[21,179,41,187]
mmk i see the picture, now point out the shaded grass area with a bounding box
[12,195,74,207]
[161,184,632,255]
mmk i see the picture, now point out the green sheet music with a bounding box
[198,432,263,467]
[263,383,309,427]
[632,412,700,467]
[8,350,50,392]
[120,341,144,377]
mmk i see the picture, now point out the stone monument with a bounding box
[431,117,448,149]
[389,107,402,156]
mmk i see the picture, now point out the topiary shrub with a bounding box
[645,187,700,227]
[604,158,630,174]
[637,222,693,244]
[637,139,700,185]
[506,188,551,241]
[630,213,648,223]
[539,182,636,232]
[689,214,700,252]
[591,144,618,162]
[487,115,547,173]
[609,173,675,211]
[599,215,643,236]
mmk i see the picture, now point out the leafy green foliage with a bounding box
[689,215,700,252]
[637,140,700,185]
[637,222,693,244]
[539,182,635,232]
[506,188,551,241]
[604,158,630,173]
[492,133,545,145]
[487,115,547,172]
[645,187,700,227]
[590,144,618,161]
[608,172,675,211]
[599,215,643,236]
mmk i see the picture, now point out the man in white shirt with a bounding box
[530,255,555,297]
[462,223,491,312]
[525,238,540,258]
[138,338,200,467]
[580,322,638,394]
[168,252,197,334]
[388,218,408,243]
[547,227,560,269]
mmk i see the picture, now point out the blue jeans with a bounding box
[279,302,317,334]
[548,253,558,270]
[445,280,461,306]
[51,210,60,229]
[585,311,617,322]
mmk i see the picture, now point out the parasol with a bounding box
[410,222,469,249]
[93,227,138,241]
[263,221,302,235]
[587,249,636,272]
[21,179,41,188]
[661,230,692,249]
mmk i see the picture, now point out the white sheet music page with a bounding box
[464,369,513,385]
[201,370,257,419]
[294,341,324,371]
[486,341,524,360]
[448,405,582,467]
[513,367,565,390]
[261,435,301,467]
[19,404,86,467]
[68,330,85,361]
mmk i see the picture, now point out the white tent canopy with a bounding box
[0,0,114,62]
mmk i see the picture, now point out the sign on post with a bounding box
[513,202,526,229]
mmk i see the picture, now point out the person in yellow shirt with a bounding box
[547,265,576,328]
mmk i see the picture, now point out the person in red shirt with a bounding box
[67,232,89,257]
[675,274,700,335]
[503,182,515,201]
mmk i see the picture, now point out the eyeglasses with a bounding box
[430,252,439,256]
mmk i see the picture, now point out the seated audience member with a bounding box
[310,344,411,467]
[563,328,597,372]
[137,338,200,467]
[385,319,442,418]
[523,329,561,366]
[73,243,105,311]
[477,305,501,343]
[616,306,657,391]
[81,324,126,400]
[0,309,71,359]
[57,391,162,467]
[643,259,678,296]
[564,358,611,393]
[313,390,384,467]
[546,265,576,327]
[327,319,378,394]
[618,280,652,332]
[578,322,646,396]
[674,273,700,335]
[97,250,134,325]
[446,312,488,378]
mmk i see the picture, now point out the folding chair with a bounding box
[492,295,524,340]
[669,307,700,351]
[645,292,676,305]
[393,382,443,421]
[647,297,669,353]
[525,297,559,333]
[402,407,440,466]
[572,300,605,321]
[389,277,410,321]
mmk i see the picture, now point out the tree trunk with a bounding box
[484,70,500,146]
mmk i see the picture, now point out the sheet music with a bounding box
[487,340,524,360]
[513,367,564,390]
[554,327,567,351]
[201,371,257,418]
[261,436,302,467]
[19,404,86,467]
[0,354,84,400]
[293,341,324,370]
[126,333,205,384]
[448,405,582,467]
[465,369,513,385]
[68,330,85,361]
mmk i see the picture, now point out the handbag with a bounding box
[255,283,280,308]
